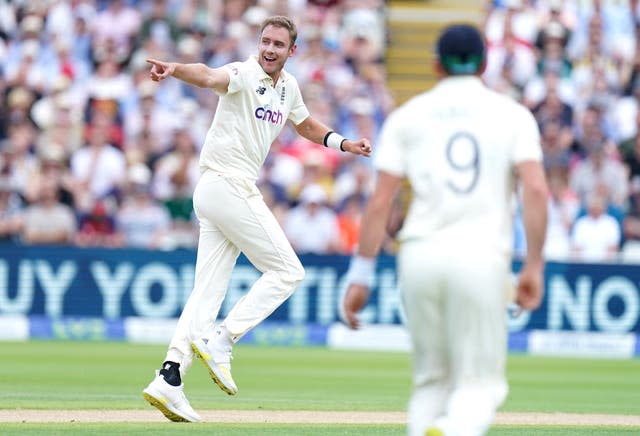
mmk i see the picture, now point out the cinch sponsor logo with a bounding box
[255,106,284,125]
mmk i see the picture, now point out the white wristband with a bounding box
[345,255,376,287]
[323,131,346,151]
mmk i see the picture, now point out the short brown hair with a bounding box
[260,16,298,47]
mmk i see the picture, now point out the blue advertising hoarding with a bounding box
[0,245,639,355]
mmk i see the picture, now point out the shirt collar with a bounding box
[435,75,484,92]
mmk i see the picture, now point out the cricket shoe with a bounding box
[143,372,201,422]
[192,337,238,395]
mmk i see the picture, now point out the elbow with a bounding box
[533,180,549,201]
[200,64,218,88]
[527,186,547,203]
[524,177,549,202]
[198,76,212,88]
[294,123,310,139]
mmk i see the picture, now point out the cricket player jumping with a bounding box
[142,15,372,422]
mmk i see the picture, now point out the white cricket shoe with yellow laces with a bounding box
[192,335,238,395]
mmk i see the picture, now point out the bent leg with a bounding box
[196,176,305,340]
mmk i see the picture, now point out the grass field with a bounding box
[1,341,639,435]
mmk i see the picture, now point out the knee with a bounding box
[266,262,305,295]
[281,262,305,293]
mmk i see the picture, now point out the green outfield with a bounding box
[1,341,639,435]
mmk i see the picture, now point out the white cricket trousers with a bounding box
[166,170,305,371]
[398,240,510,436]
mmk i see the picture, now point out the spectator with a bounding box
[333,159,374,207]
[337,96,382,155]
[336,193,363,254]
[535,21,572,80]
[484,0,539,88]
[4,87,37,134]
[569,136,628,209]
[69,111,127,211]
[152,127,200,207]
[5,39,47,93]
[532,87,573,130]
[567,0,635,64]
[3,121,39,199]
[4,15,48,93]
[570,21,622,118]
[175,0,219,36]
[571,192,621,262]
[522,62,575,110]
[615,77,640,151]
[152,126,200,249]
[341,8,385,68]
[208,20,251,67]
[540,120,573,170]
[0,177,23,243]
[45,0,75,43]
[534,0,575,48]
[91,0,141,60]
[621,182,640,260]
[42,36,92,90]
[545,167,580,260]
[622,129,640,189]
[25,143,74,207]
[291,148,335,200]
[21,181,76,245]
[168,36,212,116]
[484,0,543,94]
[284,183,341,254]
[70,10,94,64]
[75,199,121,248]
[484,0,540,44]
[124,80,177,154]
[115,163,171,249]
[138,0,181,51]
[86,58,134,106]
[31,79,85,153]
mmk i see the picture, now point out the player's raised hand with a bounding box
[341,138,372,157]
[342,283,370,329]
[147,59,175,82]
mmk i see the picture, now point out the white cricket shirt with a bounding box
[199,56,310,180]
[375,76,542,255]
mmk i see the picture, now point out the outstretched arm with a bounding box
[342,171,403,328]
[147,59,230,94]
[294,116,372,157]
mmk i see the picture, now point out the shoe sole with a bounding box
[425,427,444,436]
[191,341,237,396]
[143,391,191,422]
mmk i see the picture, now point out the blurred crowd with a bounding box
[484,0,640,262]
[4,0,640,264]
[0,0,391,253]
